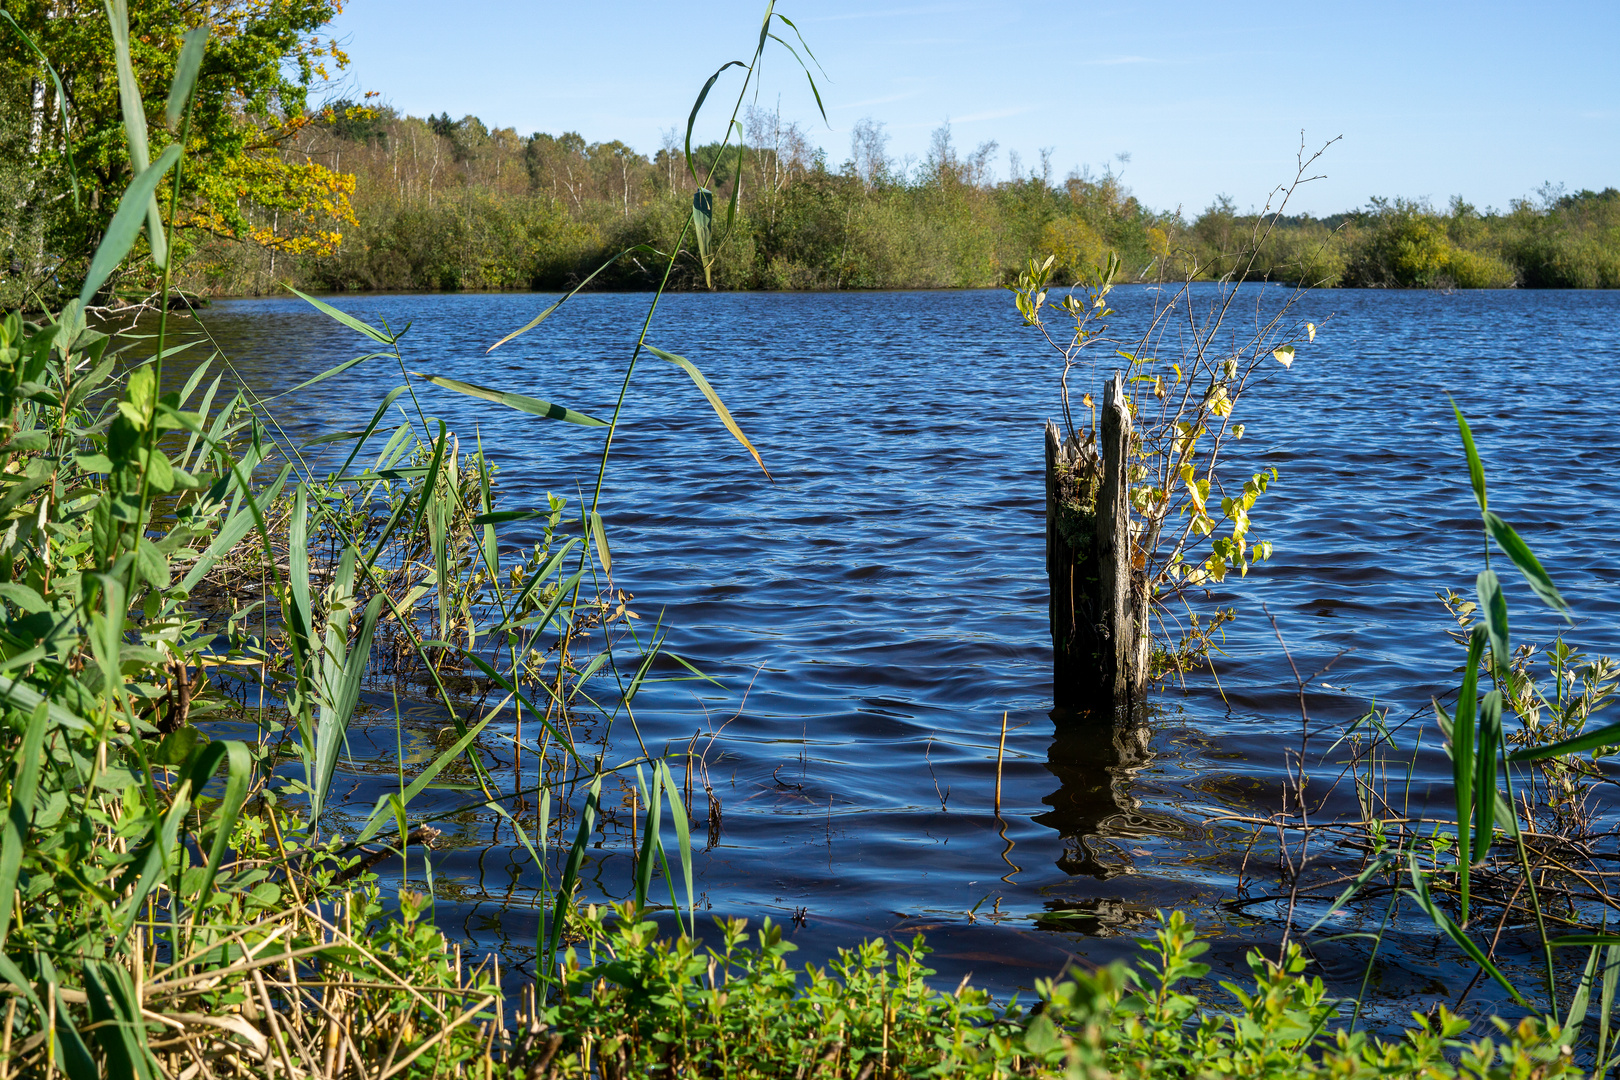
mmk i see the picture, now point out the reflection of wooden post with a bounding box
[1046,371,1148,713]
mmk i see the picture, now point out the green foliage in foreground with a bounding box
[497,906,1578,1079]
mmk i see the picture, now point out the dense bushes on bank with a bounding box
[162,108,1620,296]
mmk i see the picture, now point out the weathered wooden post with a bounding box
[1045,371,1149,713]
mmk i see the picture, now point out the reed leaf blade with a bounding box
[287,286,398,344]
[590,510,612,575]
[165,26,209,130]
[1406,855,1524,1006]
[0,11,81,208]
[645,345,769,476]
[1452,399,1487,514]
[1484,510,1570,617]
[417,374,606,426]
[659,762,696,935]
[1475,690,1503,854]
[685,61,746,182]
[1507,719,1620,762]
[1476,569,1510,682]
[104,0,166,268]
[545,774,602,973]
[1562,945,1603,1048]
[485,244,660,352]
[77,145,180,307]
[0,701,48,951]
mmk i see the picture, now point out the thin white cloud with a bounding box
[833,91,922,112]
[951,106,1034,124]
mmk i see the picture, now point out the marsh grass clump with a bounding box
[1206,405,1620,1066]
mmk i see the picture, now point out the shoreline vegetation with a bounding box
[117,113,1620,299]
[5,4,1620,1078]
[135,111,1620,300]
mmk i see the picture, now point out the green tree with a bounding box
[0,0,351,305]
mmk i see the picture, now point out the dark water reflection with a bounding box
[150,285,1620,1024]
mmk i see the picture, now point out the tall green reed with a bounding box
[1290,401,1620,1051]
[0,4,823,1071]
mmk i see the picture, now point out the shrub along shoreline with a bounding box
[169,107,1618,298]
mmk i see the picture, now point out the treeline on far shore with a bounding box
[26,97,1620,300]
[172,103,1610,296]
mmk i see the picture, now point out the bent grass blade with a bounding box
[1451,399,1487,514]
[1451,627,1485,920]
[105,0,167,269]
[0,11,82,208]
[485,243,665,352]
[77,145,180,307]
[633,763,663,913]
[287,286,400,345]
[264,352,392,403]
[1405,854,1525,1007]
[645,345,769,477]
[356,716,497,845]
[685,61,748,184]
[1483,510,1570,618]
[1508,719,1620,763]
[165,26,209,130]
[545,774,603,978]
[416,373,606,427]
[590,510,612,576]
[658,762,696,936]
[0,701,49,951]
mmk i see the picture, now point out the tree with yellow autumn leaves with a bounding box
[0,0,356,307]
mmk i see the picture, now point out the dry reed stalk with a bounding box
[1,996,14,1080]
[994,711,1008,815]
[375,995,496,1080]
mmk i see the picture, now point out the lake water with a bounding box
[166,285,1620,1025]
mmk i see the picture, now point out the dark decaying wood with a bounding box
[1046,371,1148,713]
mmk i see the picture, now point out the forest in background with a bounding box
[196,102,1620,296]
[3,28,1619,305]
[183,103,1620,296]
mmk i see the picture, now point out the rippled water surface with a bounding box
[169,286,1620,1020]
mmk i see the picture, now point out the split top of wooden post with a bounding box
[1103,369,1126,413]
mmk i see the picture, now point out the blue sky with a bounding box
[322,1,1619,217]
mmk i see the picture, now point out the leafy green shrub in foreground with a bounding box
[513,907,1579,1078]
